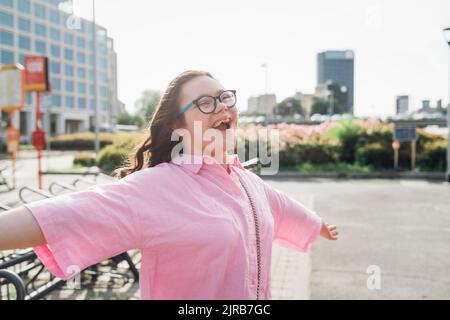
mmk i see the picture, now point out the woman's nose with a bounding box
[214,100,227,113]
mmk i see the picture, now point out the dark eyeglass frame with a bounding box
[178,90,237,116]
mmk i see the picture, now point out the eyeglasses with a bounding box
[178,90,237,116]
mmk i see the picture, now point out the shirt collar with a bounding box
[171,153,244,174]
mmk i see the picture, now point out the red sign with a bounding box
[32,128,46,150]
[392,141,400,150]
[24,56,49,92]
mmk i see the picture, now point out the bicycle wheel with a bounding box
[0,270,26,300]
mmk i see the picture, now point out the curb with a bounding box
[264,171,446,181]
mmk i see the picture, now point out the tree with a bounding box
[310,97,329,116]
[135,90,162,121]
[273,97,304,117]
[117,111,144,127]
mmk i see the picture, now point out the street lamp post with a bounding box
[92,0,100,155]
[326,80,334,116]
[443,27,450,183]
[261,63,269,125]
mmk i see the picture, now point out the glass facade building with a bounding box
[317,50,355,114]
[0,0,124,140]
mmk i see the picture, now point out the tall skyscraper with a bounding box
[0,0,124,142]
[317,50,354,114]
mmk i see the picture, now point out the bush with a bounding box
[50,132,113,151]
[297,143,340,164]
[279,143,340,167]
[327,120,363,163]
[96,145,129,173]
[417,141,447,172]
[356,142,393,169]
[95,132,143,173]
[73,152,96,167]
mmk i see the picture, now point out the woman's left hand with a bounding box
[320,222,339,240]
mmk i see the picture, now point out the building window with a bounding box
[18,54,25,65]
[0,50,14,64]
[33,3,46,19]
[0,0,13,8]
[34,23,46,37]
[63,32,73,45]
[50,77,61,91]
[88,54,95,66]
[98,72,108,84]
[0,11,13,27]
[77,67,86,78]
[35,40,46,54]
[76,37,85,48]
[50,28,60,40]
[17,0,30,13]
[78,97,86,109]
[101,100,108,112]
[99,86,108,97]
[65,96,75,109]
[0,30,13,46]
[78,83,86,94]
[89,99,96,111]
[50,61,61,74]
[76,52,85,64]
[65,80,74,92]
[18,35,30,50]
[52,94,61,107]
[18,17,30,32]
[64,64,74,77]
[49,9,59,24]
[99,58,107,70]
[64,48,73,61]
[50,44,60,58]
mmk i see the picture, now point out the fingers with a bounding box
[329,227,339,240]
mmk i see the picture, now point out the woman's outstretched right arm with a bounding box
[0,206,46,251]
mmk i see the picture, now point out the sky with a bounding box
[71,0,450,117]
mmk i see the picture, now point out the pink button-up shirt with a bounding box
[24,154,322,300]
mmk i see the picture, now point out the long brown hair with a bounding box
[116,70,215,178]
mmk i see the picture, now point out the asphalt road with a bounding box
[264,177,450,299]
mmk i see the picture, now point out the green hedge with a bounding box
[50,132,113,151]
[280,143,340,167]
[73,152,96,167]
[356,142,393,169]
[96,145,129,173]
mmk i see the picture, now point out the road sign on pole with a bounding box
[393,125,418,171]
[0,64,25,112]
[24,55,51,189]
[0,65,25,190]
[24,56,50,92]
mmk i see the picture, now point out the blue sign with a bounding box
[394,126,418,142]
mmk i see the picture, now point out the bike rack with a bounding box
[48,182,78,195]
[72,177,96,188]
[19,187,53,204]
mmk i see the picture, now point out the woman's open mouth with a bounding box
[211,119,231,131]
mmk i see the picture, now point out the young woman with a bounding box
[0,70,339,300]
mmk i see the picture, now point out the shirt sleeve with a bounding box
[261,179,323,253]
[23,179,142,281]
